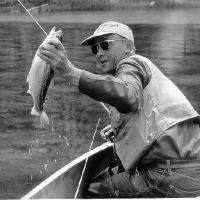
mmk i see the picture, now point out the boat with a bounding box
[21,142,116,199]
[18,139,200,199]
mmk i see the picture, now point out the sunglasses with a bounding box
[91,39,126,55]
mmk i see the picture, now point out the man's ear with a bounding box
[125,40,135,54]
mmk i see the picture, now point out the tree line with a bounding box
[1,0,200,11]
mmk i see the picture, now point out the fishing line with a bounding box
[18,0,109,116]
[18,0,57,131]
[18,2,110,192]
[17,0,47,36]
[74,117,101,199]
[100,102,110,114]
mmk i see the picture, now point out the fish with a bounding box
[27,27,62,124]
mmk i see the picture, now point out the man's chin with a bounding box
[97,62,113,74]
[102,63,111,73]
[102,68,110,74]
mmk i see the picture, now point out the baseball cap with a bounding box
[81,21,134,46]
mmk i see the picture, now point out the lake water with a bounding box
[0,9,200,198]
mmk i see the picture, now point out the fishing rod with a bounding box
[74,117,101,199]
[17,0,47,36]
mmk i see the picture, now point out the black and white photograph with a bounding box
[0,0,200,199]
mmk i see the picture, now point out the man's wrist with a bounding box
[64,65,83,86]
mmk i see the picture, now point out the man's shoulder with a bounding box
[117,54,150,68]
[116,54,152,76]
[116,54,152,88]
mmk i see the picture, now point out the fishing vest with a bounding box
[108,54,199,170]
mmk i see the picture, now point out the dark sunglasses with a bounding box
[91,39,126,55]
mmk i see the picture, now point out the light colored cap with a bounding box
[81,21,134,45]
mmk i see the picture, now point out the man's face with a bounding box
[92,34,127,74]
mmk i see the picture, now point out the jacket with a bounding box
[77,54,199,170]
[111,55,199,169]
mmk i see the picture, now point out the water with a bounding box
[0,9,200,198]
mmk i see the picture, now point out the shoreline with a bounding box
[1,9,200,25]
[1,0,200,13]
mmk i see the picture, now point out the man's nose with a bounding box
[96,46,104,56]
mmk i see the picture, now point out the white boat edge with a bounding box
[21,141,113,200]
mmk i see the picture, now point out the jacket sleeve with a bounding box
[78,59,151,114]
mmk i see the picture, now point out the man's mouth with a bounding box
[101,60,107,65]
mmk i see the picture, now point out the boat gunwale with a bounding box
[21,142,113,199]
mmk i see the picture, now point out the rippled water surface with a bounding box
[0,9,200,198]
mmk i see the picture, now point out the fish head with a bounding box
[50,26,63,42]
[43,27,63,44]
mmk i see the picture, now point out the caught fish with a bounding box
[27,27,62,124]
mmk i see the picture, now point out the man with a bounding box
[38,21,200,198]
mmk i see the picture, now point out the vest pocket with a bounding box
[147,168,168,183]
[146,108,158,143]
[167,184,200,197]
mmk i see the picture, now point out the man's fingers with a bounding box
[40,43,58,55]
[100,132,106,140]
[47,38,65,52]
[101,124,112,132]
[37,51,52,64]
[37,52,60,74]
[104,129,114,138]
[100,125,114,140]
[38,48,57,61]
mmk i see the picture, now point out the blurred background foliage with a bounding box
[1,0,200,12]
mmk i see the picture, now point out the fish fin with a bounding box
[52,79,55,86]
[27,89,31,94]
[49,79,54,88]
[31,106,40,116]
[31,107,49,124]
[26,73,31,95]
[26,73,30,82]
[40,111,49,125]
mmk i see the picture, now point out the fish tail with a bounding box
[27,89,31,95]
[31,106,40,116]
[40,111,50,125]
[26,73,30,82]
[31,106,49,124]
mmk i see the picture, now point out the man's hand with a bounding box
[37,38,72,77]
[100,124,114,141]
